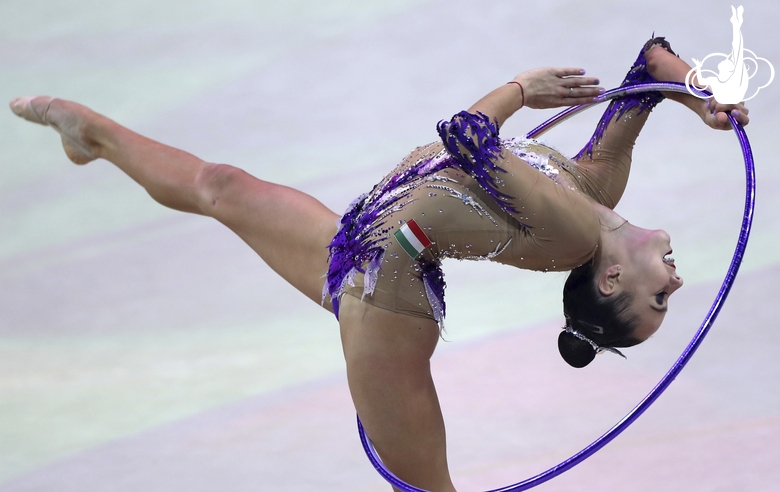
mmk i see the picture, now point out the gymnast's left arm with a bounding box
[468,67,604,127]
[645,45,750,130]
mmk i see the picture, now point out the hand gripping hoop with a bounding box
[357,82,756,492]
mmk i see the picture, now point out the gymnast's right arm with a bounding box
[467,67,603,127]
[438,68,606,266]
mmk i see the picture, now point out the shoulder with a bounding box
[532,187,600,267]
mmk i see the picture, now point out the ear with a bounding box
[597,264,622,296]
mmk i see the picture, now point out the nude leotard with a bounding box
[324,42,664,328]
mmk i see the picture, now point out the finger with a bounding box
[732,109,749,126]
[712,104,749,127]
[565,77,601,87]
[706,97,715,113]
[710,99,733,114]
[712,102,735,113]
[712,101,749,116]
[716,111,733,129]
[565,87,604,99]
[579,86,605,97]
[567,95,603,106]
[555,67,587,78]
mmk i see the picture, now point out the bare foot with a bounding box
[9,96,98,164]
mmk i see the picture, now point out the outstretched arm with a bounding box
[468,67,603,127]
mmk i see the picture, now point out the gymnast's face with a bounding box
[601,226,684,343]
[623,228,684,341]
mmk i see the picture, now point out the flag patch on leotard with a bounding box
[394,219,432,259]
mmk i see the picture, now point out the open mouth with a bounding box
[662,250,675,268]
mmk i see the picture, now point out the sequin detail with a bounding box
[326,112,526,326]
[459,240,512,261]
[502,137,576,191]
[323,152,450,319]
[425,183,498,226]
[574,35,668,160]
[437,111,519,215]
[421,259,446,330]
[326,108,598,326]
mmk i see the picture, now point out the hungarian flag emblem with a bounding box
[394,219,432,259]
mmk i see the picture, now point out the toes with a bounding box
[10,96,97,164]
[9,96,53,125]
[9,96,33,119]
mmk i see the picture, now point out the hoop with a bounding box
[357,82,756,492]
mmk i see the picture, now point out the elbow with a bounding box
[645,45,665,80]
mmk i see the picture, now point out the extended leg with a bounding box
[10,96,338,306]
[339,295,456,492]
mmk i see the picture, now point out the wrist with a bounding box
[506,81,525,108]
[697,97,712,121]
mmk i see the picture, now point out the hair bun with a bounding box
[558,330,597,368]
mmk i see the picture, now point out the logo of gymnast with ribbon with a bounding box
[685,5,774,104]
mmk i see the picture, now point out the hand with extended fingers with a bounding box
[513,67,604,109]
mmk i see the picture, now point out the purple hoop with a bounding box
[357,82,756,492]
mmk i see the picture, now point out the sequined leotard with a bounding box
[324,43,664,329]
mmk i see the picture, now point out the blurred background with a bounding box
[1,1,778,490]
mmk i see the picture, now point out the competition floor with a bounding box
[2,1,779,490]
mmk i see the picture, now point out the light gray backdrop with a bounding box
[1,1,778,490]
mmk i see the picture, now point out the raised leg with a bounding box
[339,295,456,492]
[10,96,339,307]
[197,164,339,305]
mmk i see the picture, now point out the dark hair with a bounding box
[559,262,641,368]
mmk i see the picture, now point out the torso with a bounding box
[326,137,599,324]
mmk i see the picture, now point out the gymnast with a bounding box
[10,37,749,491]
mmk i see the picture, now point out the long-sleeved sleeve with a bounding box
[438,111,600,267]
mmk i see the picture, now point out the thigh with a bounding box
[200,164,339,308]
[339,295,456,492]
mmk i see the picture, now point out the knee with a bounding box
[195,163,244,215]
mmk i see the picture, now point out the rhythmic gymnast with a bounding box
[10,37,749,491]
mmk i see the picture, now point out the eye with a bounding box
[655,291,668,306]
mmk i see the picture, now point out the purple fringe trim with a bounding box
[324,153,452,319]
[437,111,519,215]
[325,111,519,325]
[574,36,669,160]
[421,259,446,331]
